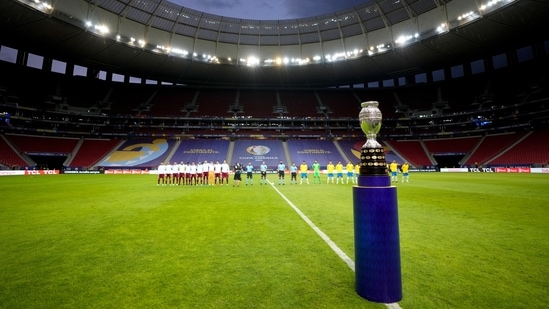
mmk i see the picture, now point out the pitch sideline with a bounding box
[268,181,403,309]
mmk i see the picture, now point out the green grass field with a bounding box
[1,173,548,308]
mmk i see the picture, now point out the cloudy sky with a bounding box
[167,0,368,20]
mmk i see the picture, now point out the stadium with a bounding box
[0,0,548,308]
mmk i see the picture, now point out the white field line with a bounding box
[269,181,403,309]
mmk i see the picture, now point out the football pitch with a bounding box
[1,173,548,308]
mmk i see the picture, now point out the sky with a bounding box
[167,0,368,20]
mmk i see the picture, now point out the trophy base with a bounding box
[359,147,387,176]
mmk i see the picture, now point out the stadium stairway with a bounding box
[226,141,235,164]
[333,140,352,162]
[282,141,292,165]
[64,138,84,167]
[459,136,485,166]
[484,132,530,165]
[164,139,182,164]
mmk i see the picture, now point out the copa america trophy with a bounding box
[358,101,387,175]
[353,101,402,303]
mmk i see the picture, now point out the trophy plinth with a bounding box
[358,101,386,175]
[354,100,402,304]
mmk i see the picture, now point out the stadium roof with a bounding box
[1,0,548,87]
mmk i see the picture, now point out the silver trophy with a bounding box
[358,101,386,175]
[359,101,382,149]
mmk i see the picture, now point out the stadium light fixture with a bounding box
[246,56,260,66]
[94,25,109,35]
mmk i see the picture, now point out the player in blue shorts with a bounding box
[389,160,398,183]
[245,162,254,185]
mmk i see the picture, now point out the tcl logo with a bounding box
[25,170,59,175]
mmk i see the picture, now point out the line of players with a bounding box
[157,160,232,186]
[157,159,410,186]
[274,160,361,185]
[277,159,410,184]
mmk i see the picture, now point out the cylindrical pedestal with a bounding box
[353,175,402,303]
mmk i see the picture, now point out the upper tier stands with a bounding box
[316,90,360,118]
[107,84,154,115]
[142,87,197,117]
[0,67,55,108]
[440,75,491,115]
[394,85,438,112]
[278,90,319,118]
[238,89,278,118]
[193,89,237,117]
[62,77,111,108]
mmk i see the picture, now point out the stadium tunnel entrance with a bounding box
[433,155,463,168]
[28,155,67,170]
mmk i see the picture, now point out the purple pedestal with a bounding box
[353,175,402,303]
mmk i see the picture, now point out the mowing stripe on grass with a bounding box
[268,181,355,271]
[268,182,403,309]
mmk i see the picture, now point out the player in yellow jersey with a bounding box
[336,161,343,184]
[326,161,335,184]
[401,161,410,183]
[345,160,354,184]
[299,161,309,184]
[389,160,399,183]
[335,161,344,184]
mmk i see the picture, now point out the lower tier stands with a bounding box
[464,132,528,166]
[423,136,481,155]
[1,130,547,170]
[487,129,549,166]
[68,138,122,168]
[384,139,435,167]
[7,134,79,154]
[0,135,28,168]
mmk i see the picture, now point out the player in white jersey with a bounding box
[157,162,166,185]
[165,162,174,185]
[220,160,230,185]
[189,162,197,185]
[172,162,179,185]
[213,161,222,185]
[196,162,203,185]
[202,160,210,185]
[178,161,185,185]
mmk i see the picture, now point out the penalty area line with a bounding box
[268,181,403,309]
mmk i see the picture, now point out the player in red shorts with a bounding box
[221,160,230,185]
[178,161,185,185]
[157,162,166,185]
[214,160,222,185]
[185,161,191,185]
[202,160,210,185]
